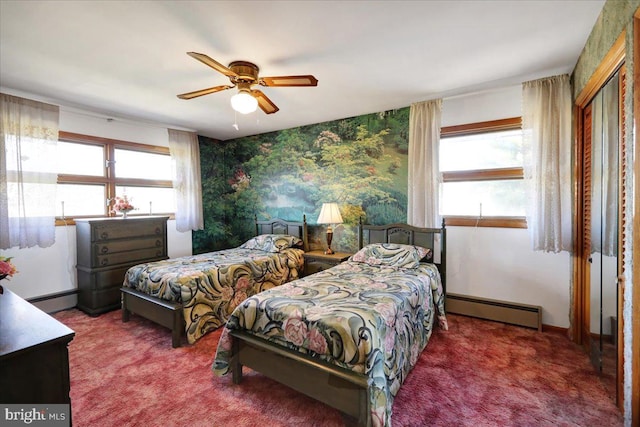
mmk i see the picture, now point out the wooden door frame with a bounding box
[631,9,639,425]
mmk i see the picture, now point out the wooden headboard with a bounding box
[358,219,447,293]
[255,216,309,251]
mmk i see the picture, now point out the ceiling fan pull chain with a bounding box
[233,110,239,131]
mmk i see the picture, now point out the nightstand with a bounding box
[304,250,352,276]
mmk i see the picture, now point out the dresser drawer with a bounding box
[77,285,122,315]
[95,247,167,268]
[93,236,165,263]
[92,220,165,242]
[78,265,131,291]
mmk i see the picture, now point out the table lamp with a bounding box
[316,202,343,254]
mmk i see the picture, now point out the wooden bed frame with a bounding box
[229,220,446,426]
[121,217,308,348]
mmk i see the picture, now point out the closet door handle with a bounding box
[588,257,593,264]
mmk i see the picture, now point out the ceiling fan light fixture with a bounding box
[178,52,317,115]
[230,90,258,114]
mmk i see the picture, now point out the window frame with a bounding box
[440,117,527,228]
[56,131,173,225]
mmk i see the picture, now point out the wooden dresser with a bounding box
[0,289,75,404]
[75,216,169,316]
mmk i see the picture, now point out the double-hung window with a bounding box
[56,132,175,222]
[440,117,526,228]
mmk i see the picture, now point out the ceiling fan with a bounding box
[177,52,318,115]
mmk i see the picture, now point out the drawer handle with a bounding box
[156,250,163,257]
[155,240,162,247]
[155,227,161,235]
[101,258,109,266]
[100,232,109,239]
[101,246,109,254]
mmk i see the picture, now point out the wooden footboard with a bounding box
[230,330,371,426]
[121,287,184,348]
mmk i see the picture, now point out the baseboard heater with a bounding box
[27,289,79,314]
[446,293,542,331]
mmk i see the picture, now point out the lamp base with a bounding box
[324,229,334,255]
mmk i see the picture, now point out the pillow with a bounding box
[350,243,432,269]
[239,234,303,253]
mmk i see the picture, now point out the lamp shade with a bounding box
[230,90,258,114]
[317,203,343,225]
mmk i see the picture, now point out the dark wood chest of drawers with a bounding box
[0,289,74,405]
[75,216,169,315]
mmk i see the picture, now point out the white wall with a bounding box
[442,85,523,127]
[441,85,572,328]
[0,95,193,303]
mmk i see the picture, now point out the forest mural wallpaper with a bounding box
[193,107,410,254]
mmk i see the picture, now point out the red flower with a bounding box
[112,195,135,213]
[0,257,17,279]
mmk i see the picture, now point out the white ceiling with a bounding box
[0,0,604,141]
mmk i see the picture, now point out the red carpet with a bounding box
[53,309,623,426]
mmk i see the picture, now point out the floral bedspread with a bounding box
[212,260,448,427]
[123,247,305,344]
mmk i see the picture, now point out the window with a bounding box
[56,132,174,223]
[440,117,526,228]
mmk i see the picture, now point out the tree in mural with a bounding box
[194,136,263,252]
[315,126,393,214]
[242,128,320,220]
[312,125,398,249]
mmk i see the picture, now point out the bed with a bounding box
[212,221,447,427]
[121,217,308,347]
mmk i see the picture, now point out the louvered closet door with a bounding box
[580,102,593,354]
[580,67,623,387]
[574,34,628,412]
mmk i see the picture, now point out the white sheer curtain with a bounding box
[522,75,572,252]
[168,129,204,232]
[407,99,442,228]
[0,94,59,249]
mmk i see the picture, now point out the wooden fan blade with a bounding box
[186,52,238,78]
[251,89,279,114]
[177,85,234,100]
[259,75,318,87]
